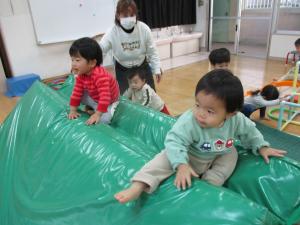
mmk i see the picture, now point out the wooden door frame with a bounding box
[0,28,12,78]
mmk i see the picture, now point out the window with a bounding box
[244,0,300,33]
[276,0,300,33]
[280,0,300,8]
[244,0,273,9]
[244,0,300,9]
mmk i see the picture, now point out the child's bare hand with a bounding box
[279,94,291,101]
[174,164,198,191]
[259,147,287,164]
[68,111,80,120]
[85,112,101,125]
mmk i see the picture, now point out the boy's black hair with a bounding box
[260,85,279,100]
[209,48,231,65]
[295,38,300,47]
[195,69,244,113]
[127,67,147,81]
[69,37,103,66]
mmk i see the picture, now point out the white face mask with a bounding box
[120,16,136,30]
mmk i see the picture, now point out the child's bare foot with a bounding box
[84,105,94,115]
[114,182,147,204]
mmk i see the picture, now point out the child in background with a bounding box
[68,37,120,125]
[123,68,170,115]
[276,38,300,81]
[209,48,231,69]
[291,38,300,62]
[115,69,286,204]
[242,85,288,119]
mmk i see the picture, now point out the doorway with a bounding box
[209,0,274,58]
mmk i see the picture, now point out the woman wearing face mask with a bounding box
[100,0,162,94]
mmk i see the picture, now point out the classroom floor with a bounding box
[156,55,300,136]
[213,43,267,58]
[0,55,299,136]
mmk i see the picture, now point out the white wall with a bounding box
[0,0,107,79]
[0,14,72,78]
[269,34,298,58]
[193,0,208,48]
[0,0,207,79]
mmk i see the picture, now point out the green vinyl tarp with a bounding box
[0,77,299,225]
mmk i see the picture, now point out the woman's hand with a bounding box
[259,147,287,163]
[155,68,163,83]
[174,164,199,190]
[155,73,162,83]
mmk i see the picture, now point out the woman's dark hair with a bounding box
[208,48,231,66]
[115,0,138,26]
[69,37,103,66]
[295,38,300,47]
[195,69,244,113]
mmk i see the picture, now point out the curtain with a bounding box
[136,0,196,29]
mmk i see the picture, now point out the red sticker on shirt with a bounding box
[226,139,234,148]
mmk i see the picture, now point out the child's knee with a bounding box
[201,149,238,186]
[201,169,227,186]
[100,113,113,124]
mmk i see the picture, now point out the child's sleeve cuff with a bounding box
[252,142,270,155]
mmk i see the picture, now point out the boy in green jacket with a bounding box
[115,69,287,204]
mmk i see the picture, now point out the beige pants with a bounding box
[132,148,238,193]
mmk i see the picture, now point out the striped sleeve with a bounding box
[110,78,120,102]
[95,73,112,112]
[141,87,151,106]
[70,76,84,107]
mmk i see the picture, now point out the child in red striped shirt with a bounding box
[68,37,120,125]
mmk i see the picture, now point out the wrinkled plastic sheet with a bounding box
[0,78,299,225]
